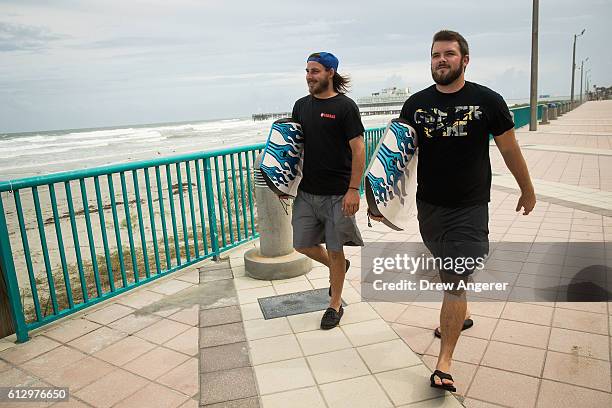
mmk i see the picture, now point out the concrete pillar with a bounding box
[540,105,549,124]
[548,104,558,120]
[244,153,311,280]
[256,188,293,258]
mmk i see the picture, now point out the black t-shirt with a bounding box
[292,93,365,195]
[400,81,514,208]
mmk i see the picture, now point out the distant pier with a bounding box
[252,112,292,121]
[359,104,403,116]
[251,104,404,121]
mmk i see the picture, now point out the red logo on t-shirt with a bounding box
[320,113,336,119]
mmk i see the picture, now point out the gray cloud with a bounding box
[71,36,192,50]
[0,0,610,133]
[0,21,63,52]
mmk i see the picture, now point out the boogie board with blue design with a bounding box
[260,118,304,197]
[365,118,418,231]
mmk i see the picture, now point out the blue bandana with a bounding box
[307,52,339,72]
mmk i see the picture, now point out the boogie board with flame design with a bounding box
[259,118,304,197]
[365,118,418,231]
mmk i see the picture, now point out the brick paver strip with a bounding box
[200,305,243,327]
[200,322,247,348]
[199,261,260,407]
[202,397,261,408]
[199,279,240,310]
[201,268,235,282]
[200,366,258,405]
[200,341,251,373]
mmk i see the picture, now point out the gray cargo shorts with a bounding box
[417,199,489,280]
[292,190,364,252]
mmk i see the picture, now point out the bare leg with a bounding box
[435,305,471,336]
[327,249,346,311]
[296,245,330,267]
[434,289,467,387]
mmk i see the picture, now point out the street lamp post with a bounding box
[529,0,539,131]
[585,69,591,101]
[570,29,585,106]
[580,57,589,104]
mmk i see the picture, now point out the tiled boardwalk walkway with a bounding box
[1,101,611,408]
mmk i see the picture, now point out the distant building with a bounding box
[357,87,410,116]
[357,87,411,106]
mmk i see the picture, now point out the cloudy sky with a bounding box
[1,0,610,133]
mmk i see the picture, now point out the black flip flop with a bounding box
[329,259,350,297]
[430,369,456,392]
[434,318,473,338]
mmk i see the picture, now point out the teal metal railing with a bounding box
[510,104,544,128]
[489,102,562,138]
[510,102,572,128]
[0,145,268,342]
[362,126,386,192]
[511,105,532,128]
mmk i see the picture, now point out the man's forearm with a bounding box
[500,146,534,193]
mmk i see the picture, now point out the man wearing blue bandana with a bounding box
[290,52,366,329]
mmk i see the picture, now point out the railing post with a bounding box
[548,104,557,120]
[540,105,549,124]
[202,158,220,261]
[0,193,29,343]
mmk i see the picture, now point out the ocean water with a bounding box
[0,115,394,181]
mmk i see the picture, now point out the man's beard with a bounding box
[308,77,330,95]
[431,63,463,86]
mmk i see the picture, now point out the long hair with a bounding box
[332,72,351,94]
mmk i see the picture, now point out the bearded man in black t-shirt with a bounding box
[290,52,366,330]
[371,31,536,391]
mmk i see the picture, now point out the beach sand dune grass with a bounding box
[24,216,256,323]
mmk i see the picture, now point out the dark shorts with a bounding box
[292,190,364,252]
[417,199,489,279]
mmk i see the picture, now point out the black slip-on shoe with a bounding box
[320,305,344,330]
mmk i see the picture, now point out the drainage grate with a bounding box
[258,288,347,319]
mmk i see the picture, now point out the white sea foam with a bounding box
[0,115,393,180]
